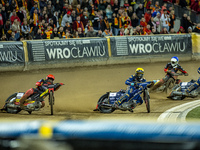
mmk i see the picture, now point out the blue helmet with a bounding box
[171,56,179,68]
[198,67,200,74]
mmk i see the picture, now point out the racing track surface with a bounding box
[0,60,200,122]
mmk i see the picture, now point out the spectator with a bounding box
[112,13,120,36]
[136,3,144,21]
[86,26,96,37]
[193,23,200,33]
[188,26,193,33]
[140,26,147,35]
[34,28,43,39]
[77,27,85,37]
[65,30,72,38]
[122,11,131,29]
[186,16,196,33]
[131,13,139,28]
[81,11,89,27]
[152,7,161,17]
[124,0,130,11]
[190,0,200,13]
[169,28,176,34]
[10,9,20,24]
[5,2,11,20]
[125,25,133,35]
[50,27,59,39]
[2,6,7,24]
[181,13,188,31]
[4,19,11,36]
[105,4,113,23]
[49,19,55,29]
[161,9,170,32]
[93,11,102,31]
[84,21,92,34]
[160,27,169,34]
[52,11,59,28]
[0,34,8,41]
[152,28,160,34]
[144,9,151,24]
[17,7,25,23]
[21,20,30,38]
[82,0,90,10]
[101,15,110,31]
[64,22,72,33]
[118,27,125,36]
[75,4,83,17]
[0,9,3,37]
[129,0,136,11]
[97,30,104,37]
[148,17,156,30]
[9,31,16,41]
[127,6,134,18]
[30,3,39,18]
[169,9,175,30]
[10,0,18,12]
[58,26,65,38]
[112,0,120,14]
[72,15,85,33]
[140,17,147,28]
[71,10,77,22]
[11,19,20,40]
[102,28,112,36]
[144,24,152,35]
[177,26,185,34]
[31,9,39,27]
[61,11,72,27]
[46,2,54,19]
[39,0,47,11]
[135,25,141,35]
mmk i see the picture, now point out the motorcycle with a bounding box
[1,83,64,115]
[167,79,200,100]
[93,81,153,113]
[151,70,185,94]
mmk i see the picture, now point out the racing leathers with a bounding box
[185,78,200,95]
[115,75,146,108]
[19,79,60,109]
[150,63,188,91]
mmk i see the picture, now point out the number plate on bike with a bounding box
[109,93,117,97]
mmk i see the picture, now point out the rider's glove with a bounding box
[184,73,188,76]
[130,83,134,86]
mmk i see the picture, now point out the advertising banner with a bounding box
[0,42,24,65]
[27,38,108,62]
[110,34,192,57]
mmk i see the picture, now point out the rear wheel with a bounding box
[49,91,54,115]
[98,93,115,113]
[165,78,175,94]
[4,93,21,114]
[144,90,150,113]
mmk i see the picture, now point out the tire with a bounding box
[144,90,150,113]
[5,93,21,114]
[49,91,54,115]
[98,93,115,113]
[165,78,175,94]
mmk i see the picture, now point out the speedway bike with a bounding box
[93,81,153,113]
[1,83,64,115]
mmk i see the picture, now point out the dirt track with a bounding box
[0,60,200,122]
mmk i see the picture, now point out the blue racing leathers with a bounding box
[186,77,200,93]
[116,75,146,106]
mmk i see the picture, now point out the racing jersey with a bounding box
[35,79,52,92]
[164,63,187,74]
[125,75,146,85]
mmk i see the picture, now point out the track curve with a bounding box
[0,60,200,121]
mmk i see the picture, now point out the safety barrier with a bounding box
[1,120,200,149]
[0,33,198,72]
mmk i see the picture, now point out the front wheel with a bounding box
[4,93,21,114]
[144,90,150,113]
[165,78,175,94]
[98,93,115,113]
[49,91,54,115]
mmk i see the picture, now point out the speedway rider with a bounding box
[19,74,61,110]
[150,56,188,91]
[113,68,151,112]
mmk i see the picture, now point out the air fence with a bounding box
[0,34,196,72]
[1,120,200,150]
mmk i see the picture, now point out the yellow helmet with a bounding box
[135,68,144,79]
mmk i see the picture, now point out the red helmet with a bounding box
[46,74,55,81]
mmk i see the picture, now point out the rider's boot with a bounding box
[19,93,29,110]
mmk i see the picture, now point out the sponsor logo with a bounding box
[0,51,18,62]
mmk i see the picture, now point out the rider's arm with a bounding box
[178,65,187,74]
[35,79,48,91]
[125,75,134,85]
[164,63,170,73]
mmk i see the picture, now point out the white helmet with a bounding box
[171,56,179,68]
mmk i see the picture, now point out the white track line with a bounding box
[157,100,200,122]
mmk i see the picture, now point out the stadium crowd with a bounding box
[0,0,200,41]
